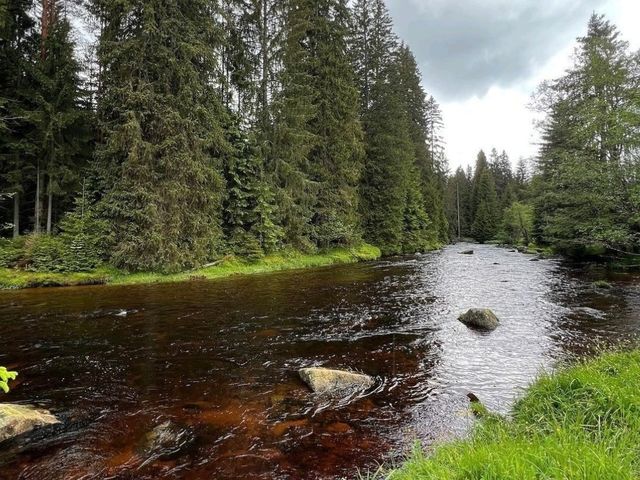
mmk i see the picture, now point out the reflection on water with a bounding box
[0,244,639,479]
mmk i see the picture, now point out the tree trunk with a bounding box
[46,175,53,234]
[35,161,41,234]
[13,192,20,239]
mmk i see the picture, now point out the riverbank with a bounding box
[0,244,381,289]
[389,349,640,479]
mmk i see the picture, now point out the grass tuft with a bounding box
[389,349,640,480]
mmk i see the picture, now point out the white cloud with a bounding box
[390,0,640,170]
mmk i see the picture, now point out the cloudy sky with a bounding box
[386,0,640,170]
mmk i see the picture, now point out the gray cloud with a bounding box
[387,0,606,100]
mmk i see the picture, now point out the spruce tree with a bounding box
[271,0,364,249]
[534,14,640,252]
[32,4,90,234]
[0,0,38,237]
[471,167,499,242]
[92,0,228,272]
[307,0,364,247]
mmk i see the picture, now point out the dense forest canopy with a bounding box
[1,4,640,274]
[0,0,449,273]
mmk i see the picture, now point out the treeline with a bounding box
[445,14,640,255]
[444,149,531,244]
[0,0,448,273]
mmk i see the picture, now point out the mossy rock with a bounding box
[0,404,60,443]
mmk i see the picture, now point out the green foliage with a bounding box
[501,202,534,245]
[0,366,18,394]
[92,0,228,273]
[390,350,640,479]
[534,14,640,255]
[0,236,26,267]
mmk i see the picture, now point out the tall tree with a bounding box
[91,0,228,272]
[0,0,38,237]
[33,2,90,234]
[534,14,640,253]
[271,0,364,249]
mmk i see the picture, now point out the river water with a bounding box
[1,244,639,479]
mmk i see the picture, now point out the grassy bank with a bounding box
[0,244,381,290]
[389,349,640,480]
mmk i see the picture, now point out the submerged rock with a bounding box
[0,404,60,443]
[459,250,474,255]
[140,420,195,460]
[298,367,374,394]
[458,308,500,331]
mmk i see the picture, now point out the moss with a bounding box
[0,244,382,290]
[388,349,640,480]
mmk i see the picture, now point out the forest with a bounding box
[1,3,639,276]
[1,0,450,276]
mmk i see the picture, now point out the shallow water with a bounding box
[1,243,639,479]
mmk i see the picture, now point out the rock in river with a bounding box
[459,250,474,255]
[140,420,195,460]
[458,308,500,331]
[0,404,60,443]
[298,367,374,394]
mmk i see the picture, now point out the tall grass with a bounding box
[390,349,640,479]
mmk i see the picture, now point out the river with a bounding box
[1,243,639,479]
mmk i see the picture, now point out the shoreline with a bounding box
[388,349,640,479]
[0,244,383,290]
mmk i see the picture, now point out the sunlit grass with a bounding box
[388,349,640,479]
[0,244,382,289]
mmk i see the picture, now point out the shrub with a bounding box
[0,237,26,268]
[24,234,69,272]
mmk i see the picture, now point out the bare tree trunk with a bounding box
[35,160,41,234]
[13,192,20,239]
[46,175,53,234]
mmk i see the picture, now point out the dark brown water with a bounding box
[1,244,639,479]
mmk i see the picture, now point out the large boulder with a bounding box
[298,367,374,394]
[0,404,60,443]
[458,308,500,331]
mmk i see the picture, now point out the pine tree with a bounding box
[271,0,364,249]
[395,45,448,244]
[308,0,364,247]
[467,151,499,242]
[32,4,90,234]
[223,120,281,257]
[350,0,396,114]
[91,0,228,272]
[269,0,318,249]
[534,14,640,252]
[0,0,38,237]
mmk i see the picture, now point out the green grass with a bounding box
[389,349,640,480]
[0,244,382,289]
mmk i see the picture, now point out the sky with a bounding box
[386,0,640,170]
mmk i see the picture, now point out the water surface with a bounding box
[1,244,639,479]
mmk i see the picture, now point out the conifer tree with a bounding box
[534,14,640,252]
[32,4,90,234]
[0,0,38,237]
[91,0,228,272]
[271,0,364,249]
